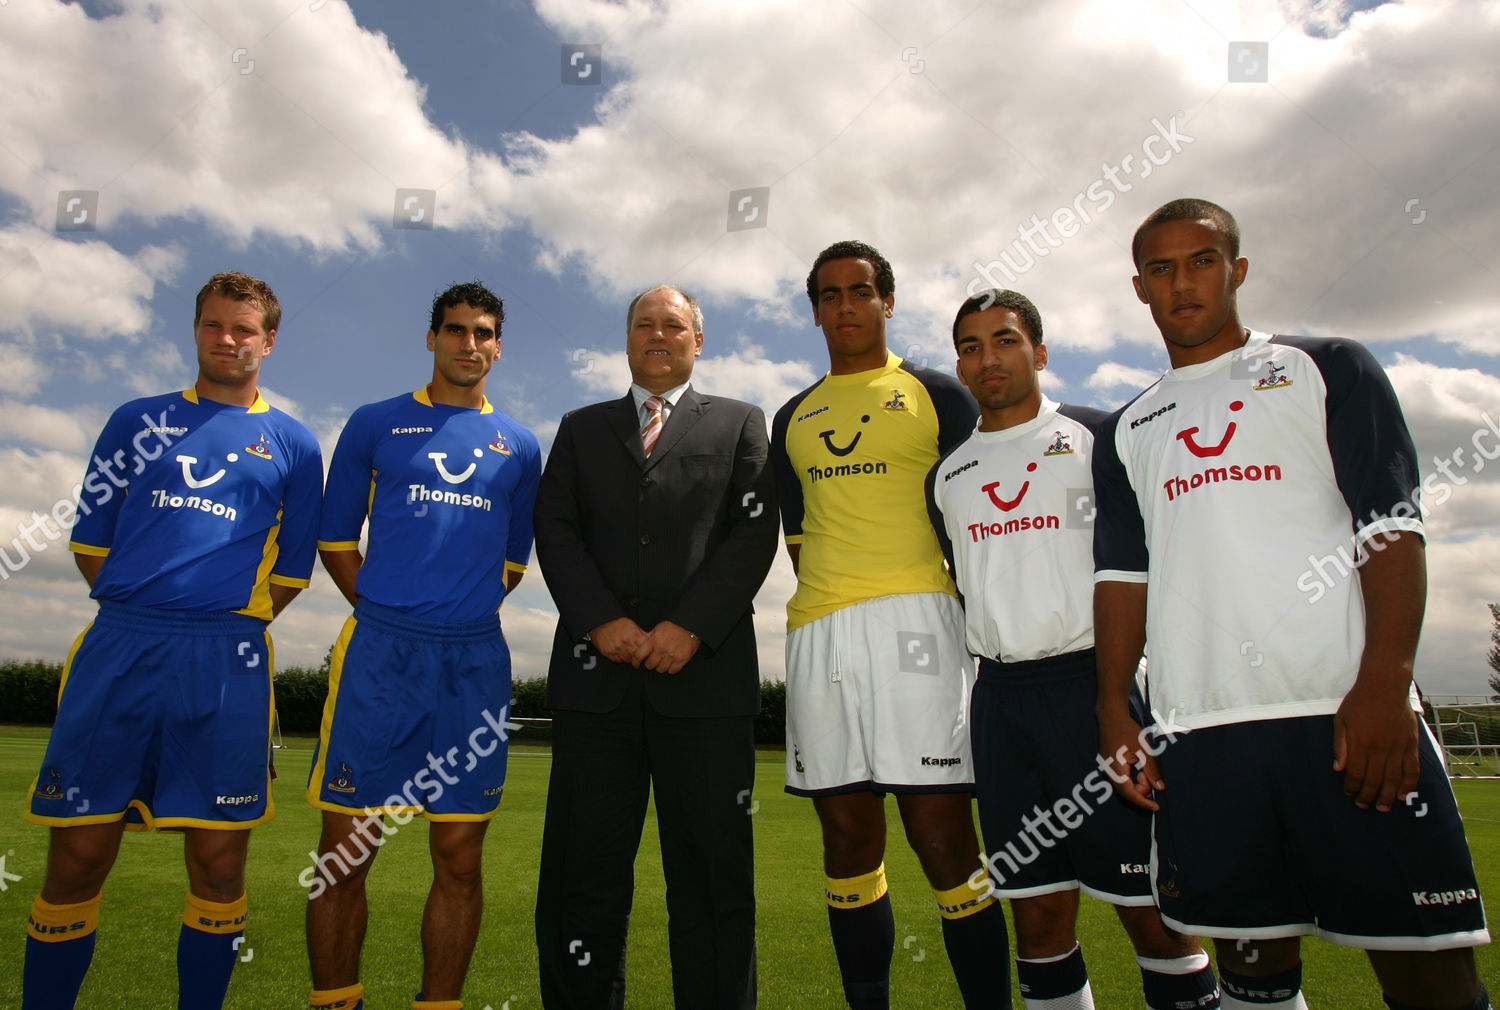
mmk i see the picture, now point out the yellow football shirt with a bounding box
[771,352,978,631]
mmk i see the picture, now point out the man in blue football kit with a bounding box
[305,282,542,1010]
[22,272,324,1010]
[1095,199,1491,1010]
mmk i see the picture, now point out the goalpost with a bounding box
[1427,701,1500,779]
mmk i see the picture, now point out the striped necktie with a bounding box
[642,395,665,455]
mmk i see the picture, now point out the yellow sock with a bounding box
[28,893,101,942]
[182,891,247,933]
[310,983,364,1009]
[932,878,995,920]
[825,862,889,909]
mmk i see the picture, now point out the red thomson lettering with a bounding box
[1163,461,1282,502]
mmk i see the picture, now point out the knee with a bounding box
[820,817,884,870]
[1214,936,1300,976]
[902,819,976,876]
[431,836,485,889]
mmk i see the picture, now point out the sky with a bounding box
[1,0,1497,698]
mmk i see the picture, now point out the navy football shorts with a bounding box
[27,600,274,830]
[307,600,513,821]
[971,650,1155,904]
[1152,714,1490,950]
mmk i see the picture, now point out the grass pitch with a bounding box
[1,726,1496,1008]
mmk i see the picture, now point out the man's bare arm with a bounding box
[74,553,105,589]
[319,548,363,609]
[1094,579,1160,811]
[269,584,302,619]
[1334,530,1425,812]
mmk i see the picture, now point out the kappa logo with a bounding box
[428,448,485,484]
[819,415,868,457]
[328,762,357,794]
[1175,401,1243,458]
[982,462,1035,511]
[1253,361,1293,391]
[1130,402,1177,429]
[1042,430,1072,456]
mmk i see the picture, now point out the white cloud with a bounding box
[0,226,181,342]
[0,401,99,453]
[0,1,507,255]
[1086,362,1161,394]
[505,0,1498,356]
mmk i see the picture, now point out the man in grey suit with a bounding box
[533,285,779,1009]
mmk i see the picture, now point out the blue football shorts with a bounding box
[971,651,1155,904]
[26,600,274,830]
[1152,714,1490,950]
[307,600,513,821]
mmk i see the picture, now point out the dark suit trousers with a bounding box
[535,681,757,1009]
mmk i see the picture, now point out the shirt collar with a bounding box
[631,381,690,418]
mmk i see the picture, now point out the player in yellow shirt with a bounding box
[771,241,1008,1008]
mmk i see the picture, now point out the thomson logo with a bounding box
[391,426,435,435]
[1130,402,1177,429]
[943,459,979,482]
[921,756,961,767]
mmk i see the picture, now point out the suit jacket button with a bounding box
[640,476,652,487]
[639,534,651,545]
[629,598,639,608]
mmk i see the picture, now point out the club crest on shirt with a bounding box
[1042,430,1073,456]
[35,767,65,800]
[1252,360,1293,391]
[328,762,357,794]
[882,389,908,411]
[244,433,274,460]
[488,430,512,456]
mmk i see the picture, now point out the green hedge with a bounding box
[1,659,791,745]
[0,659,63,724]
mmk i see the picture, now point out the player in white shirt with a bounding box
[1094,198,1490,1010]
[928,288,1219,1010]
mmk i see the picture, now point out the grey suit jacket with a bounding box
[533,387,778,717]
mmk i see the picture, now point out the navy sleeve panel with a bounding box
[902,361,980,455]
[1275,335,1423,533]
[1091,406,1149,575]
[1056,402,1110,436]
[925,444,965,577]
[771,383,817,541]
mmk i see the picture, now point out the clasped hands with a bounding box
[588,617,700,675]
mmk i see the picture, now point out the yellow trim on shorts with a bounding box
[307,615,358,808]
